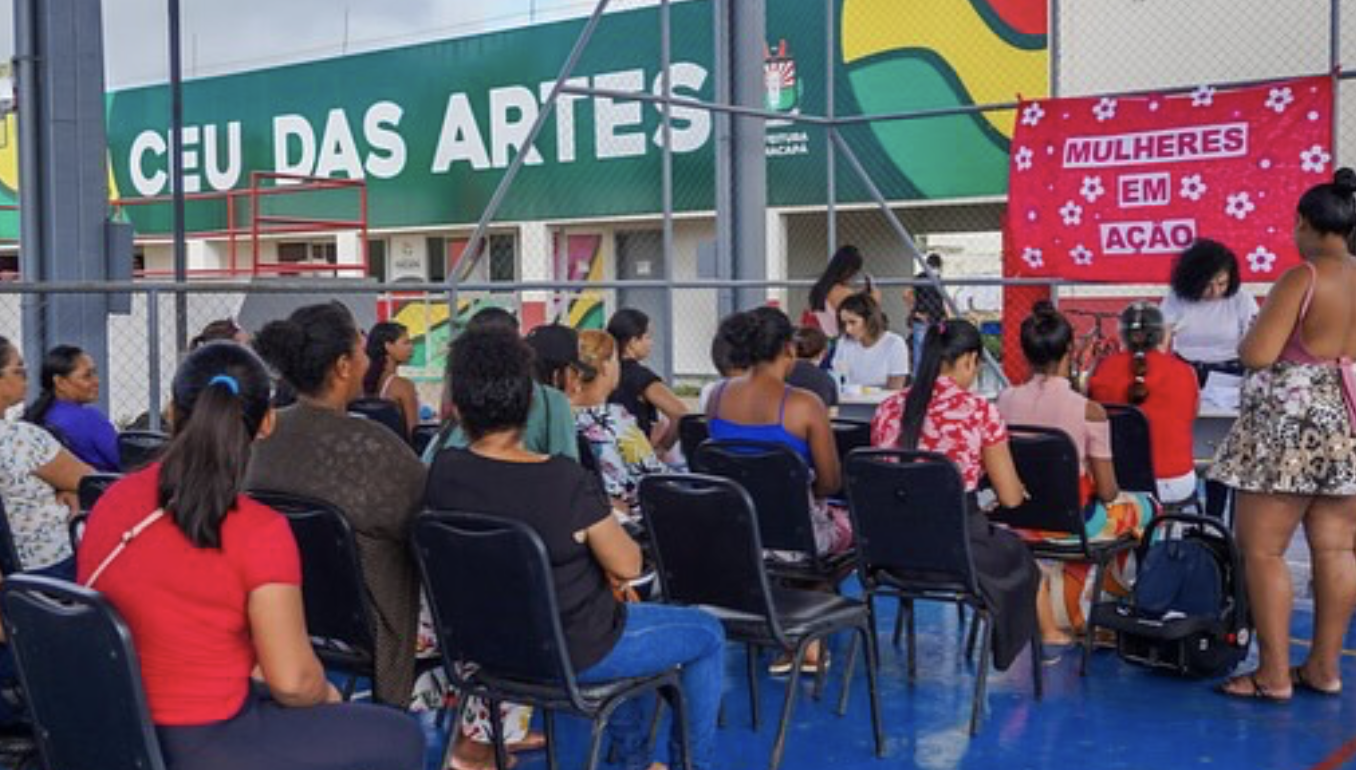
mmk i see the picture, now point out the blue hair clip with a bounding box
[207,374,240,395]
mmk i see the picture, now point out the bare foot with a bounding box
[448,737,518,770]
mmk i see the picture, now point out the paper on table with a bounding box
[1200,371,1242,411]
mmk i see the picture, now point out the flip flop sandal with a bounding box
[1291,666,1342,697]
[768,651,831,676]
[1215,673,1291,703]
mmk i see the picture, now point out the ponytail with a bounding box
[157,343,273,549]
[1129,350,1149,405]
[1118,301,1165,407]
[23,345,85,426]
[897,319,983,451]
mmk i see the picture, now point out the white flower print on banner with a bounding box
[1301,145,1332,174]
[1180,174,1207,201]
[1093,97,1118,122]
[1265,87,1295,114]
[1190,85,1216,107]
[1020,103,1045,127]
[1246,246,1277,274]
[1021,247,1044,270]
[1014,146,1034,172]
[1080,176,1106,203]
[1070,244,1094,266]
[1059,200,1083,226]
[1225,192,1256,221]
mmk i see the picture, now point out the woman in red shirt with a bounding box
[76,342,423,770]
[1088,302,1201,506]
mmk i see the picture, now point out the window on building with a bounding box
[488,235,516,283]
[278,242,309,263]
[367,239,387,282]
[427,237,446,282]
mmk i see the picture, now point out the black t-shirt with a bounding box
[786,360,839,407]
[911,272,946,323]
[424,448,625,670]
[610,359,662,437]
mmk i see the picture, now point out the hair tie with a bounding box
[207,374,240,395]
[935,320,947,335]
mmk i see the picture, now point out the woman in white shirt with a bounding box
[1160,239,1258,385]
[834,293,910,390]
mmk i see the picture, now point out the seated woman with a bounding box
[77,342,423,770]
[697,318,747,412]
[363,321,421,438]
[607,308,689,452]
[249,303,427,708]
[786,325,839,407]
[572,329,668,517]
[425,325,724,770]
[0,337,92,579]
[1087,302,1201,506]
[834,293,910,390]
[707,307,852,558]
[190,317,251,350]
[870,319,1040,670]
[997,302,1157,646]
[23,344,120,472]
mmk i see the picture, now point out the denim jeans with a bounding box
[910,320,929,371]
[577,603,725,770]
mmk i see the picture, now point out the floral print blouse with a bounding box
[574,404,667,510]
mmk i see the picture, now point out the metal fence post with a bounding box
[660,0,676,381]
[825,0,837,257]
[147,287,162,432]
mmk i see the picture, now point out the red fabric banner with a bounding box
[1005,76,1334,283]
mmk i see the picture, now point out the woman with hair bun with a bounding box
[1087,302,1200,505]
[998,302,1157,649]
[1211,168,1356,701]
[870,319,1040,670]
[363,321,421,438]
[248,302,427,708]
[77,342,424,770]
[1161,238,1258,384]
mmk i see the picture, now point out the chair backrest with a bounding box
[413,511,579,690]
[987,425,1086,543]
[689,439,817,554]
[0,575,166,770]
[79,472,124,513]
[638,475,783,640]
[831,418,873,461]
[117,430,169,471]
[0,498,22,576]
[843,449,979,596]
[410,422,443,457]
[246,491,375,658]
[677,414,710,460]
[1104,403,1157,495]
[347,397,407,442]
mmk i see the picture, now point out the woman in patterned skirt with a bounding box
[1212,169,1356,701]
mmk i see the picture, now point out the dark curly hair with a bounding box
[448,327,534,441]
[717,307,795,370]
[1298,167,1356,238]
[1169,239,1240,301]
[252,302,361,397]
[1019,300,1073,372]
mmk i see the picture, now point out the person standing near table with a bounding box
[904,253,948,371]
[1160,238,1258,385]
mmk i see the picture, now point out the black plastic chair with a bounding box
[1104,404,1158,497]
[987,425,1139,675]
[677,414,709,461]
[78,472,123,513]
[0,575,167,770]
[411,422,443,456]
[246,490,377,699]
[413,510,692,770]
[843,449,1041,735]
[830,418,872,462]
[639,474,883,770]
[0,500,23,577]
[690,439,855,588]
[347,397,407,442]
[117,430,168,471]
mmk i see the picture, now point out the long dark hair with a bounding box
[1169,239,1241,301]
[158,342,273,549]
[1119,302,1166,405]
[1298,167,1356,237]
[1019,301,1073,373]
[808,245,864,311]
[23,345,85,426]
[363,321,407,396]
[607,308,650,360]
[253,302,361,397]
[896,319,983,450]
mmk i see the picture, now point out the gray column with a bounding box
[714,0,768,312]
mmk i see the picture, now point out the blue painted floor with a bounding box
[423,588,1356,770]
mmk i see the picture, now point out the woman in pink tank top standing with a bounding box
[1212,168,1356,701]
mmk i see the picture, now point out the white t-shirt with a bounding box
[834,331,910,388]
[1160,290,1258,364]
[0,419,71,570]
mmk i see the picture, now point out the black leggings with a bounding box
[156,690,424,770]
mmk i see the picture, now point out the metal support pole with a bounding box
[169,0,188,354]
[728,0,767,310]
[659,0,676,381]
[712,0,734,318]
[147,289,162,432]
[1332,0,1341,162]
[825,0,837,257]
[830,130,1007,386]
[1050,0,1061,98]
[13,0,43,380]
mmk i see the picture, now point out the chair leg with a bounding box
[1031,634,1044,700]
[837,630,859,716]
[662,683,695,770]
[860,625,886,758]
[487,699,510,770]
[970,616,994,737]
[865,593,882,664]
[812,634,831,701]
[646,696,665,755]
[892,597,907,648]
[965,608,980,663]
[543,710,559,770]
[1081,557,1109,676]
[341,674,358,701]
[746,643,761,730]
[584,716,610,770]
[769,641,810,770]
[907,601,918,681]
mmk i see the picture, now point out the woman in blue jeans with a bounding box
[425,325,725,770]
